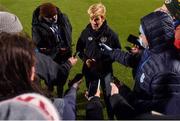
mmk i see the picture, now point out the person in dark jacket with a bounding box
[32,2,72,64]
[101,11,180,119]
[32,3,75,97]
[76,3,121,119]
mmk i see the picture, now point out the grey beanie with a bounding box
[0,11,23,33]
[0,93,61,120]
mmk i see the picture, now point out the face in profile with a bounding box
[89,15,104,31]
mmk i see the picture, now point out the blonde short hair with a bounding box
[87,3,106,17]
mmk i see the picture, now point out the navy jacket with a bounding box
[32,6,72,59]
[111,11,180,115]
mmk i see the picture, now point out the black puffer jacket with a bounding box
[32,6,72,59]
[111,11,180,115]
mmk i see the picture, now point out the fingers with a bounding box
[68,56,78,66]
[86,59,96,68]
[110,82,119,96]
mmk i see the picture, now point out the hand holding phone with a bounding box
[73,51,80,57]
[88,79,101,97]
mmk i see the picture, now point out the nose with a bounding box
[92,19,96,24]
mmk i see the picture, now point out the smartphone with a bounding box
[73,51,80,57]
[88,79,100,97]
[127,34,139,43]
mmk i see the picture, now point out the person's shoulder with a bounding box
[106,26,118,38]
[80,24,91,34]
[104,22,118,36]
[59,12,70,21]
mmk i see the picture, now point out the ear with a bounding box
[30,66,35,81]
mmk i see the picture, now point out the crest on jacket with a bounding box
[88,36,93,41]
[100,36,107,43]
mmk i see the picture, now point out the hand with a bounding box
[86,59,96,68]
[110,82,119,96]
[72,78,82,90]
[94,82,101,97]
[154,4,169,13]
[84,87,101,101]
[131,45,141,55]
[68,56,78,66]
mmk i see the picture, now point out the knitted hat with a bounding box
[40,3,58,18]
[0,93,61,120]
[0,12,23,33]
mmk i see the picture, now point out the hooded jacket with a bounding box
[111,11,180,115]
[32,6,72,59]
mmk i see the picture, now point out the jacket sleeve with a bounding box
[62,87,77,120]
[110,94,135,119]
[32,26,42,48]
[76,33,88,61]
[111,49,138,68]
[57,60,72,86]
[63,14,72,45]
[86,96,104,120]
[53,87,76,120]
[35,52,71,86]
[112,32,121,49]
[63,14,72,34]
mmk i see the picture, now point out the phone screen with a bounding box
[74,73,83,81]
[127,34,139,43]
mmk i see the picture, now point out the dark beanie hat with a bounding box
[40,2,58,18]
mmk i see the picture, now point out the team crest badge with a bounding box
[100,37,107,43]
[88,37,93,41]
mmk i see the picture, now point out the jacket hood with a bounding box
[32,5,61,25]
[141,11,175,49]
